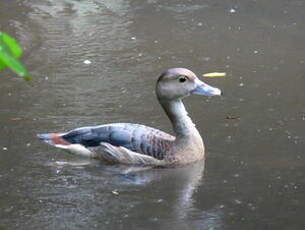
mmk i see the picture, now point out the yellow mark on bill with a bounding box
[203,72,226,78]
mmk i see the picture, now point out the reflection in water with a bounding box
[173,162,206,219]
[37,157,224,229]
[106,160,223,229]
[170,162,223,229]
[44,159,223,229]
[22,0,140,126]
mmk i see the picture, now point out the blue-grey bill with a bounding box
[192,80,222,96]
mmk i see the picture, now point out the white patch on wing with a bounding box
[55,144,97,158]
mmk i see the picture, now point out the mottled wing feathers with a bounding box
[98,142,166,165]
[60,123,175,159]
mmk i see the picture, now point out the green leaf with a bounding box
[0,32,31,81]
[0,48,31,81]
[0,59,6,70]
[0,32,23,58]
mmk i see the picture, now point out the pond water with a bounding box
[0,0,304,229]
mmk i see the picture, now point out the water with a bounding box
[0,0,304,229]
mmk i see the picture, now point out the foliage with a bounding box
[0,32,31,81]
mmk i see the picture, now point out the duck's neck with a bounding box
[159,99,198,137]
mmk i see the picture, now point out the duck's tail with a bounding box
[37,132,96,158]
[37,133,69,146]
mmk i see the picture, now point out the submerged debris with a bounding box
[112,190,119,195]
[10,117,22,121]
[83,60,91,64]
[229,8,237,13]
[225,115,240,120]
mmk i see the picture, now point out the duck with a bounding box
[37,68,222,167]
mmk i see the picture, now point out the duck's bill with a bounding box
[192,79,222,96]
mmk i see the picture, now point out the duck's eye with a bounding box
[178,76,187,83]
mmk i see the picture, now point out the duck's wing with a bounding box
[38,123,175,161]
[97,142,166,166]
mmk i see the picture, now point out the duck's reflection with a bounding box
[47,159,223,228]
[107,160,223,228]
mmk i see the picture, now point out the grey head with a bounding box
[156,68,222,101]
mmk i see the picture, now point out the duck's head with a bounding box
[156,68,222,101]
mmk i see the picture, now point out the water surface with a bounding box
[0,0,304,229]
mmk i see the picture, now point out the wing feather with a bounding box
[61,123,174,159]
